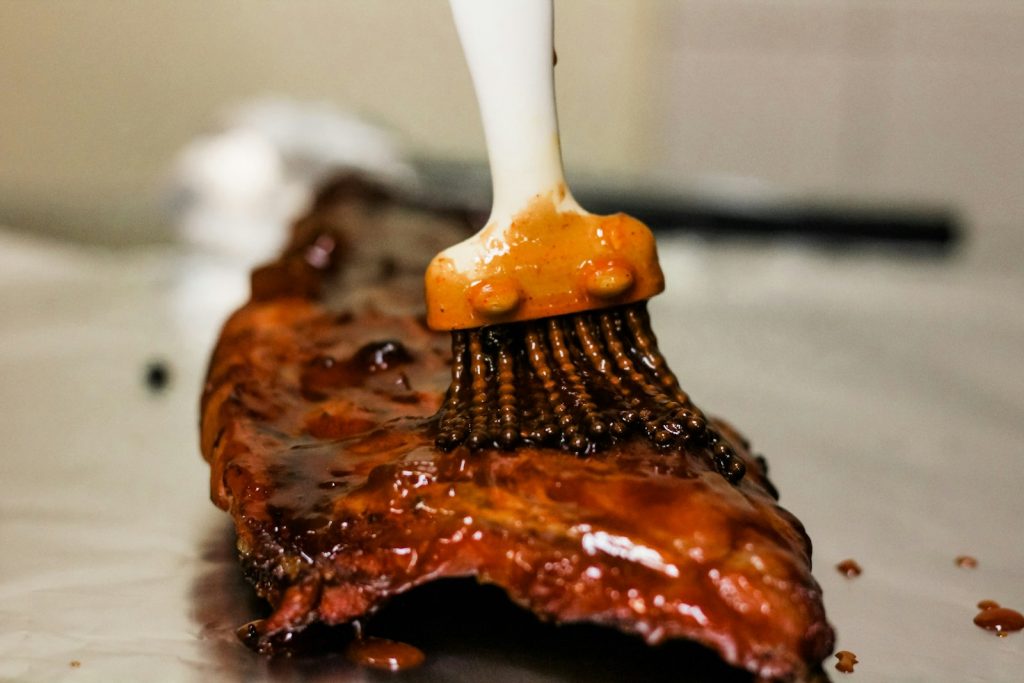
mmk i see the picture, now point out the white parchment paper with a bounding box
[1,227,1021,682]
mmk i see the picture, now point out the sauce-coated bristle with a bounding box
[435,302,745,484]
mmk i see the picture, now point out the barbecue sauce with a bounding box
[974,602,1024,636]
[301,340,413,399]
[834,650,858,673]
[345,637,425,671]
[836,560,862,578]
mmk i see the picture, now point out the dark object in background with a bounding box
[586,188,960,251]
[414,159,961,252]
[585,188,958,252]
[144,359,171,393]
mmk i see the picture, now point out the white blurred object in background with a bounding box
[169,98,416,265]
[166,99,418,354]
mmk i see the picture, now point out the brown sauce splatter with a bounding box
[974,604,1024,637]
[836,559,862,578]
[834,650,858,673]
[955,555,978,568]
[345,637,425,671]
[69,660,81,668]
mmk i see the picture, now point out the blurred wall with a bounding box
[1,0,1022,244]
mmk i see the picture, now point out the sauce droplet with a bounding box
[955,555,978,568]
[235,619,265,650]
[977,599,1000,611]
[834,650,858,673]
[69,660,81,668]
[300,340,414,399]
[974,606,1024,637]
[836,559,862,578]
[345,637,425,671]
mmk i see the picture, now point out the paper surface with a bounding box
[1,227,1021,682]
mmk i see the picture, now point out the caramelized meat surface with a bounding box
[200,177,834,681]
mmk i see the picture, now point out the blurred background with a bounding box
[3,3,1024,681]
[2,0,1022,250]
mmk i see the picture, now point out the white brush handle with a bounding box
[449,0,580,227]
[426,0,663,330]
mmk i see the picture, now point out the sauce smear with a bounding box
[834,650,858,673]
[346,637,425,671]
[955,555,978,568]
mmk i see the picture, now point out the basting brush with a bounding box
[425,0,744,483]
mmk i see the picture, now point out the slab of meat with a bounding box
[199,177,834,681]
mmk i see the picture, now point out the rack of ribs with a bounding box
[199,176,834,682]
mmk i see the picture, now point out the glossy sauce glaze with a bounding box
[204,298,833,679]
[301,339,414,401]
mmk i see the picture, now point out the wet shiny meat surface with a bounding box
[199,179,833,681]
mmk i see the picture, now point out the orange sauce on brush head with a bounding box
[424,192,664,331]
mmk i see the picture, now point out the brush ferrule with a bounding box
[425,193,664,330]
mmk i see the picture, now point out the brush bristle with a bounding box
[434,302,746,484]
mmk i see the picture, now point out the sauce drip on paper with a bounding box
[834,650,858,673]
[974,601,1024,637]
[836,559,862,578]
[345,637,425,671]
[954,555,978,568]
